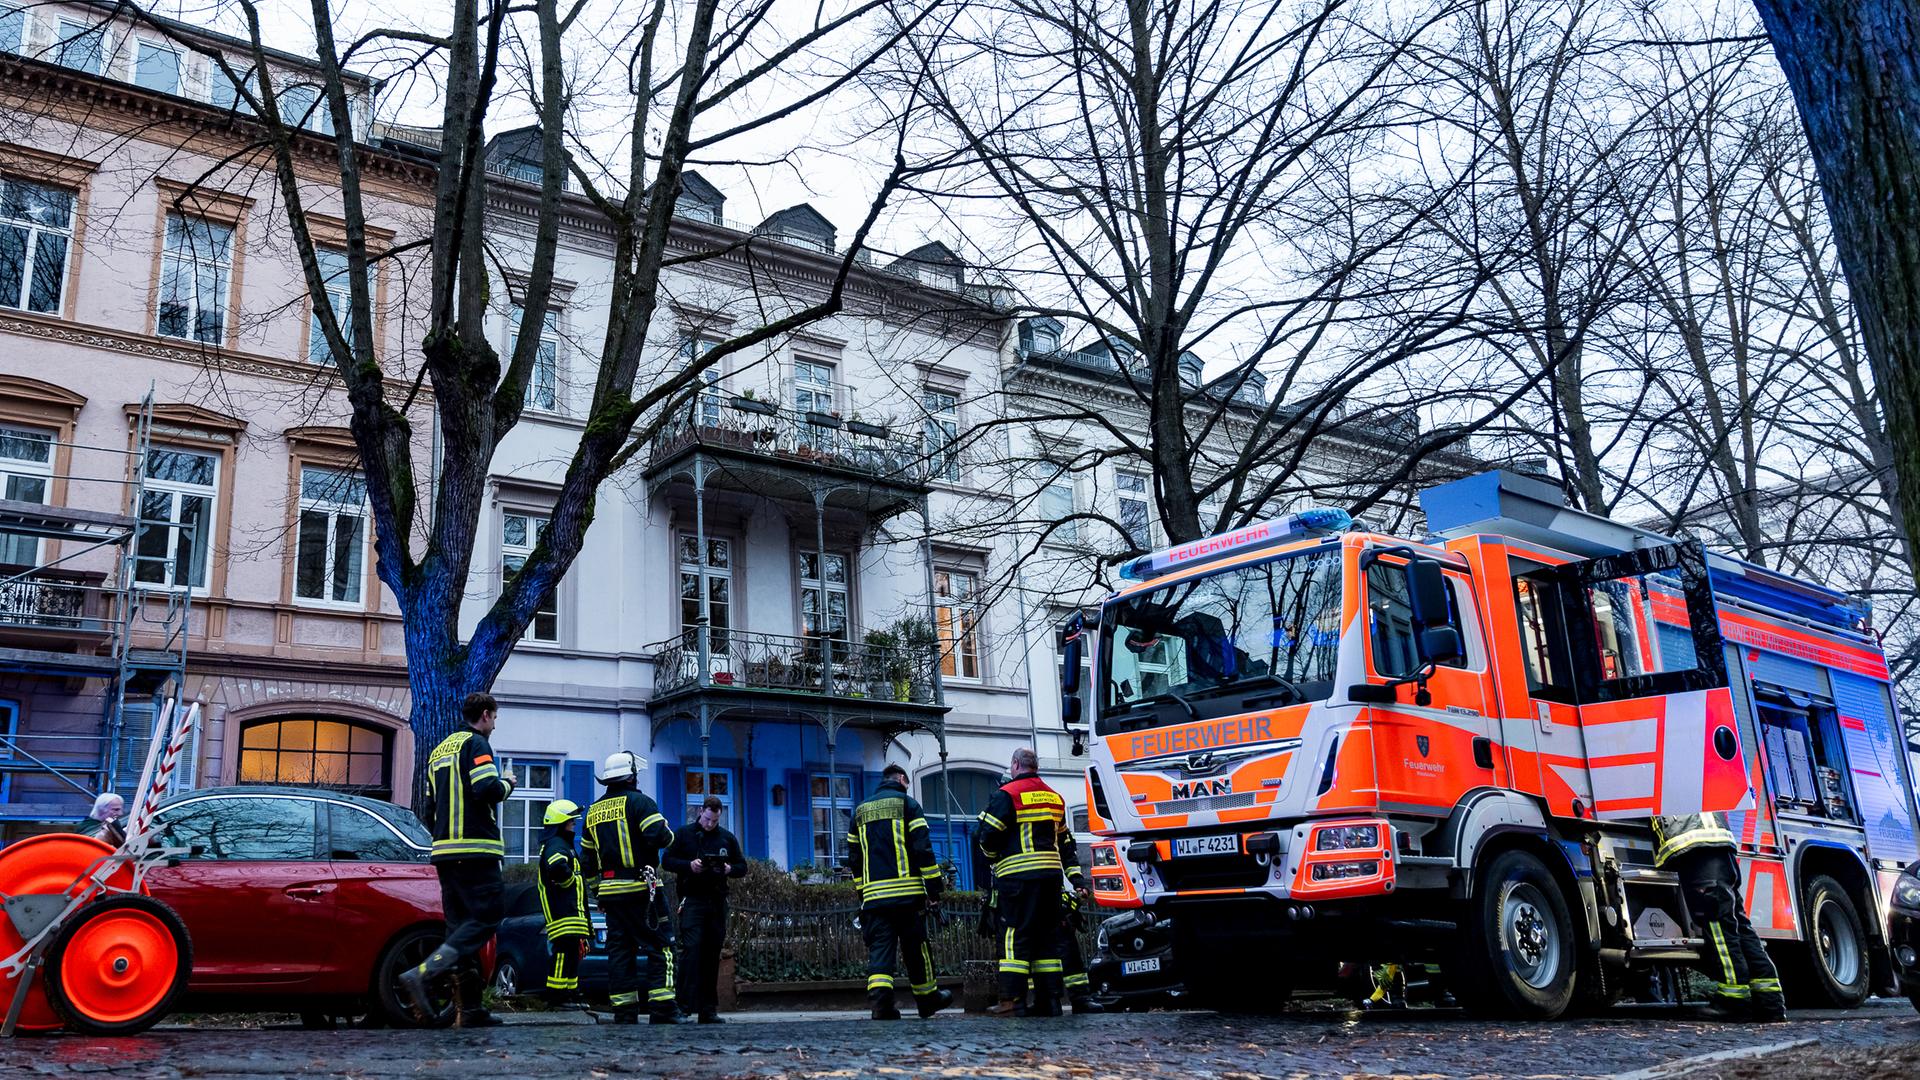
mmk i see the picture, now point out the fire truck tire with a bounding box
[1452,849,1576,1019]
[1788,875,1870,1009]
[44,894,191,1036]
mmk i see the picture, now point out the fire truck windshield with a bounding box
[1098,546,1344,734]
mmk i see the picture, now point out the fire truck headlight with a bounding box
[1314,824,1380,851]
[1310,859,1380,881]
[1895,870,1920,911]
[1092,844,1120,867]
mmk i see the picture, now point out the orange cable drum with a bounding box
[0,834,136,1033]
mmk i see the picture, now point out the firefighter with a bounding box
[664,794,747,1023]
[583,750,688,1024]
[399,692,514,1027]
[538,799,590,1007]
[1652,812,1786,1022]
[846,763,955,1020]
[1056,873,1104,1013]
[978,747,1080,1016]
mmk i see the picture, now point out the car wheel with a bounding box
[492,959,521,999]
[1790,875,1870,1009]
[373,927,457,1029]
[1449,848,1576,1019]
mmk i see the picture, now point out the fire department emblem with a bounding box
[1416,735,1430,757]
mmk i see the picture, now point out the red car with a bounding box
[148,785,487,1026]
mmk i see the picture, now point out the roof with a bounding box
[889,241,963,271]
[756,203,835,239]
[679,170,725,206]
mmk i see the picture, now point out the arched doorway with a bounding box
[237,715,395,801]
[920,767,1000,889]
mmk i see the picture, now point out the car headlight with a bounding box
[1315,823,1380,851]
[1895,871,1920,911]
[1095,922,1111,950]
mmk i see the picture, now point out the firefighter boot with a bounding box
[915,988,954,1019]
[1752,979,1787,1023]
[870,989,902,1021]
[1069,993,1105,1014]
[395,966,434,1022]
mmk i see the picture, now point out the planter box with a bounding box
[730,396,778,416]
[803,410,843,429]
[846,420,888,439]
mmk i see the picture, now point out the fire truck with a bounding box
[1063,470,1920,1018]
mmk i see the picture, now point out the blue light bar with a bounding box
[1118,508,1351,582]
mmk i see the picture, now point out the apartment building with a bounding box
[0,1,434,836]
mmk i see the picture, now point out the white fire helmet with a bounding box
[599,750,646,784]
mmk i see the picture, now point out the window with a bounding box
[307,248,353,364]
[276,82,334,135]
[157,214,233,344]
[1040,481,1076,543]
[1117,470,1151,548]
[0,6,23,54]
[209,62,255,114]
[155,796,316,861]
[934,568,980,680]
[799,550,849,645]
[54,19,106,75]
[511,305,559,412]
[134,447,217,590]
[0,176,76,315]
[684,768,733,831]
[502,511,558,642]
[921,768,998,820]
[1366,561,1466,679]
[134,40,182,94]
[501,758,557,863]
[327,803,424,862]
[810,772,853,870]
[1031,325,1059,353]
[294,466,366,605]
[678,534,731,650]
[0,426,51,566]
[678,337,721,427]
[923,388,960,481]
[238,717,392,796]
[1512,572,1573,697]
[793,360,835,448]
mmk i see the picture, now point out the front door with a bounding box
[1534,541,1750,820]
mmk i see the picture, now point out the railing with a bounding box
[648,398,936,487]
[0,567,113,638]
[647,627,941,705]
[728,894,1099,983]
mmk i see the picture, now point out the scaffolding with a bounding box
[0,394,192,837]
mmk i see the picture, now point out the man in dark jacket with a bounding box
[665,794,747,1023]
[846,763,954,1020]
[538,799,589,1007]
[978,747,1079,1017]
[400,692,514,1027]
[584,750,687,1024]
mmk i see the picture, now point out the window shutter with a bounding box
[784,768,810,869]
[657,762,684,829]
[743,768,768,861]
[861,771,883,803]
[564,759,596,853]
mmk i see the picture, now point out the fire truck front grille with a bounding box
[1149,792,1258,816]
[1157,855,1269,892]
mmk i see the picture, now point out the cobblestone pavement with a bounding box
[7,1001,1917,1079]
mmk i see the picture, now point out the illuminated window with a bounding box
[238,717,391,799]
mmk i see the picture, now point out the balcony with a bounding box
[0,566,117,672]
[644,627,947,739]
[643,398,936,521]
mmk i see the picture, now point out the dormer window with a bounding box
[1032,326,1059,354]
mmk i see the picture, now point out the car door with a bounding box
[145,794,338,988]
[319,800,437,993]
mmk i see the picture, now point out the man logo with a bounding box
[1184,752,1216,774]
[1416,735,1430,757]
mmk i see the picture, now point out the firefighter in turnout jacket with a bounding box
[538,799,589,1006]
[583,751,689,1024]
[846,763,955,1020]
[399,692,514,1026]
[978,748,1080,1016]
[1652,813,1786,1021]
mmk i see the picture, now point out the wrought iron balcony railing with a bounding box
[647,396,940,488]
[0,567,113,638]
[646,627,941,706]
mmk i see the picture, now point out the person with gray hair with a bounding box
[978,747,1080,1016]
[82,791,126,847]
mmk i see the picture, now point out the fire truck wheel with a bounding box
[1790,875,1870,1009]
[45,894,192,1036]
[1452,848,1576,1019]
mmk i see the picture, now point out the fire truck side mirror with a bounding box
[1418,625,1465,666]
[1059,614,1085,728]
[1405,559,1451,629]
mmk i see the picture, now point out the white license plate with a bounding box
[1172,834,1238,858]
[1121,957,1162,975]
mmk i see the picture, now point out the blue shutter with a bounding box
[1749,651,1827,695]
[743,768,768,861]
[564,759,596,853]
[861,770,883,802]
[785,769,811,869]
[658,762,684,830]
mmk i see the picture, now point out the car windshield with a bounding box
[1099,545,1344,733]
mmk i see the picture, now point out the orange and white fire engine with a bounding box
[1063,470,1920,1017]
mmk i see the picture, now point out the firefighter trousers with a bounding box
[602,892,678,1019]
[545,934,586,998]
[1676,848,1784,1017]
[421,857,504,992]
[676,897,728,1019]
[1056,918,1091,1001]
[996,877,1063,1002]
[862,900,938,1004]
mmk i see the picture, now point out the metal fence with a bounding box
[728,893,1098,984]
[649,626,940,704]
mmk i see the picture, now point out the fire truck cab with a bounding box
[1067,471,1920,1018]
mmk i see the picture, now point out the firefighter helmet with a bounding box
[542,799,582,826]
[598,750,646,784]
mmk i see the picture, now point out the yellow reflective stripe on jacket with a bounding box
[994,851,1063,876]
[432,838,504,857]
[599,879,649,895]
[862,878,927,901]
[1652,813,1735,866]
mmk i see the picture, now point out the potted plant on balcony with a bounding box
[861,627,900,698]
[803,408,843,430]
[730,388,778,416]
[846,413,888,439]
[885,617,937,702]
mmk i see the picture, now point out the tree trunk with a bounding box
[1753,0,1920,588]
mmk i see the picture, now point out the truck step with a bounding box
[1617,868,1682,885]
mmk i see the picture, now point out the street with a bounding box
[7,1002,1918,1079]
